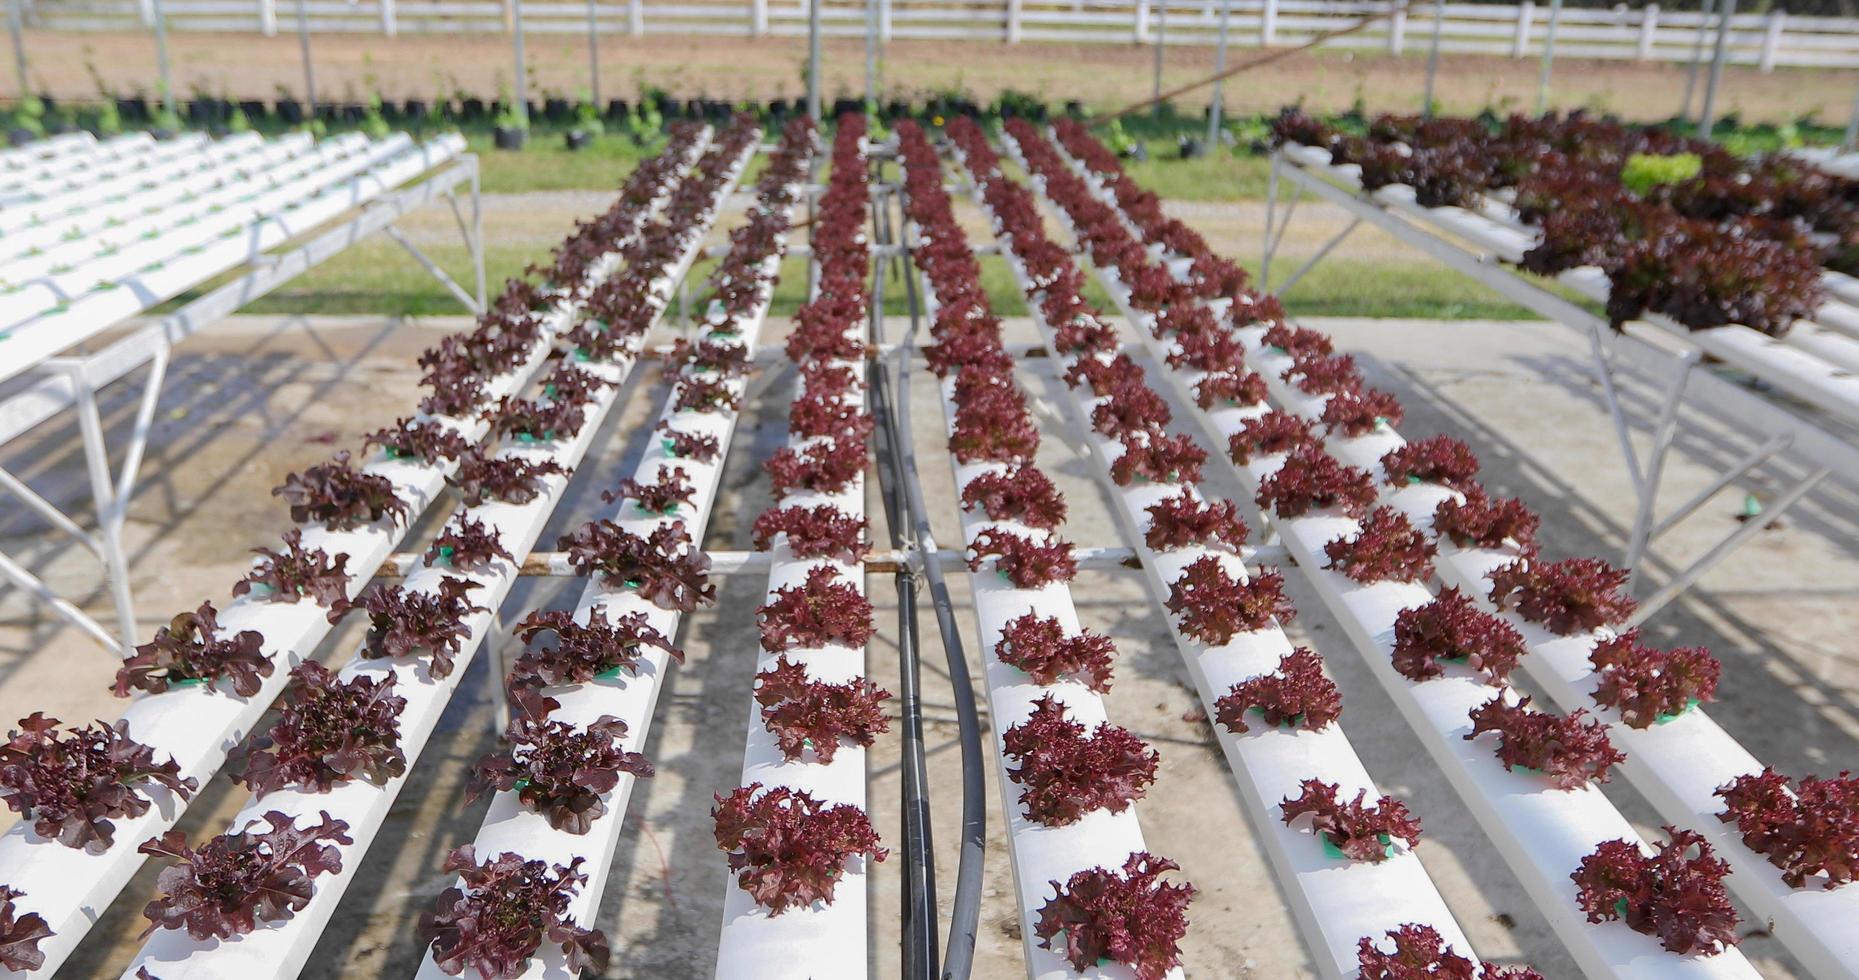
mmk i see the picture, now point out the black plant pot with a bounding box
[1126,142,1150,163]
[239,99,267,121]
[119,96,149,122]
[461,98,486,120]
[45,118,75,135]
[544,98,570,122]
[1176,137,1204,160]
[402,98,427,120]
[276,99,303,124]
[7,128,37,147]
[493,126,528,150]
[606,99,628,121]
[564,129,593,151]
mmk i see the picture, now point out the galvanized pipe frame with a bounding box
[1260,149,1859,622]
[0,153,487,656]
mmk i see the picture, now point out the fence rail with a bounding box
[20,0,1859,69]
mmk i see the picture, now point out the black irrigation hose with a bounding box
[884,205,986,980]
[870,186,940,980]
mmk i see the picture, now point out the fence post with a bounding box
[1513,0,1531,57]
[628,0,642,36]
[1760,8,1784,72]
[1135,0,1149,44]
[1006,0,1022,43]
[879,0,891,42]
[752,0,766,36]
[138,0,153,27]
[381,0,396,36]
[1389,3,1405,54]
[1260,0,1276,46]
[1637,3,1656,60]
[258,0,276,35]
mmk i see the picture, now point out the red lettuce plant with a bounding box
[1390,588,1525,685]
[799,361,860,400]
[337,577,487,680]
[753,658,892,763]
[994,613,1116,692]
[948,400,1040,464]
[1166,557,1294,645]
[668,337,752,378]
[482,396,586,444]
[604,467,695,514]
[1381,436,1481,493]
[1063,353,1145,397]
[472,689,652,835]
[1488,557,1636,635]
[114,602,270,698]
[1194,369,1269,410]
[751,504,869,563]
[765,439,867,497]
[1433,488,1540,552]
[558,520,714,611]
[1588,630,1720,727]
[1282,352,1363,396]
[1466,694,1624,790]
[1033,852,1195,980]
[1228,412,1321,465]
[1215,647,1342,734]
[673,376,742,414]
[756,565,875,652]
[1256,446,1378,519]
[542,363,612,407]
[1571,828,1740,955]
[1321,388,1405,438]
[446,449,571,507]
[1716,767,1859,889]
[0,887,50,972]
[1281,779,1422,862]
[365,417,471,465]
[0,713,195,852]
[424,515,515,572]
[1261,323,1334,357]
[1110,431,1207,487]
[510,609,681,690]
[1323,507,1438,584]
[1090,384,1172,439]
[1145,489,1249,553]
[958,466,1068,530]
[788,398,874,444]
[965,528,1078,589]
[418,369,490,420]
[234,530,351,606]
[657,421,720,463]
[138,810,352,940]
[234,662,407,797]
[1003,695,1158,827]
[1167,329,1246,374]
[1357,924,1545,980]
[712,783,886,915]
[421,846,609,979]
[273,451,409,530]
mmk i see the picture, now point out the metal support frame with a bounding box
[1261,151,1859,625]
[0,156,483,655]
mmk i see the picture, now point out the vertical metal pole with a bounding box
[470,157,487,309]
[866,0,877,105]
[1534,0,1561,116]
[1206,0,1230,146]
[7,0,27,100]
[513,0,530,127]
[1698,0,1735,138]
[295,0,316,121]
[586,0,600,108]
[1423,1,1444,118]
[1152,0,1166,117]
[72,382,138,654]
[1679,0,1716,123]
[153,0,176,120]
[1842,78,1859,154]
[807,0,822,122]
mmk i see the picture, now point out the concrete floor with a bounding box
[3,321,1856,974]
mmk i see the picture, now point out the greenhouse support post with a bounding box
[1680,0,1717,122]
[1699,0,1736,137]
[808,0,821,120]
[1206,0,1230,145]
[586,0,600,108]
[1534,0,1561,115]
[153,0,175,118]
[513,0,530,126]
[296,0,315,119]
[7,0,24,99]
[1152,0,1167,116]
[1423,1,1444,117]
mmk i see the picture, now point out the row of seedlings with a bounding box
[1007,118,1767,978]
[896,120,1195,980]
[2,132,469,384]
[118,118,765,980]
[409,116,816,980]
[713,114,888,979]
[0,123,717,979]
[1044,118,1859,978]
[945,117,1530,980]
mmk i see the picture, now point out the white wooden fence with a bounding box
[22,0,1859,69]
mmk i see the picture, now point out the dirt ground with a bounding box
[17,29,1858,122]
[2,182,1857,977]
